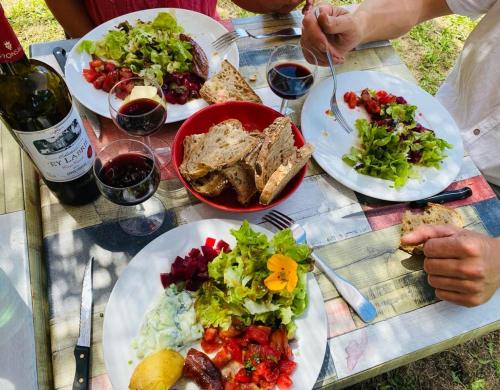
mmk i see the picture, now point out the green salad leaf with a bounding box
[78,12,192,83]
[342,99,452,188]
[195,221,312,337]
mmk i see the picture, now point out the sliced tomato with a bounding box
[270,328,292,359]
[102,70,120,92]
[83,68,99,83]
[235,368,252,383]
[276,374,293,390]
[219,325,243,339]
[92,75,105,90]
[261,345,281,363]
[213,348,232,368]
[200,338,221,354]
[376,90,396,105]
[225,339,243,363]
[278,359,297,376]
[203,327,219,342]
[343,91,358,109]
[246,325,272,345]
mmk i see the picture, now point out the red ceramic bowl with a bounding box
[173,101,306,212]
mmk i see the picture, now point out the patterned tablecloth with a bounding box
[28,11,500,390]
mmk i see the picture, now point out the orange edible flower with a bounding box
[264,254,298,293]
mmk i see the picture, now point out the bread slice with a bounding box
[222,162,257,205]
[179,133,206,179]
[200,60,262,104]
[259,144,314,205]
[180,119,259,180]
[191,171,229,197]
[400,203,464,254]
[254,117,295,191]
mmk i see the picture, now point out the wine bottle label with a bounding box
[0,6,24,63]
[13,107,95,182]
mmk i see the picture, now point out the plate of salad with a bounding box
[65,8,239,123]
[301,71,464,202]
[103,219,328,390]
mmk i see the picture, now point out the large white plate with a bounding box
[65,8,239,123]
[301,71,464,201]
[103,219,328,390]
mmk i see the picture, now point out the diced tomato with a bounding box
[213,348,232,368]
[225,339,243,363]
[278,359,297,376]
[235,368,252,383]
[343,91,358,109]
[270,328,292,359]
[102,70,120,92]
[261,345,281,363]
[92,75,105,90]
[366,99,381,115]
[259,381,275,390]
[376,90,396,105]
[253,361,279,383]
[89,59,103,70]
[246,325,272,345]
[203,327,219,342]
[219,325,243,340]
[119,67,134,80]
[200,338,221,354]
[276,374,293,390]
[104,61,116,72]
[205,237,216,247]
[82,68,98,83]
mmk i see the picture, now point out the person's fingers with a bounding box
[318,12,355,35]
[301,11,329,65]
[424,257,485,280]
[435,289,484,307]
[427,274,482,294]
[424,233,482,259]
[401,224,459,246]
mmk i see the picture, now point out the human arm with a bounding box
[231,0,305,14]
[45,0,95,38]
[301,0,452,65]
[401,225,500,307]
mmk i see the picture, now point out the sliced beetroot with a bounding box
[189,247,201,258]
[201,245,219,262]
[205,237,216,247]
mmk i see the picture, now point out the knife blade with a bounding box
[343,187,473,218]
[73,257,93,390]
[52,47,102,139]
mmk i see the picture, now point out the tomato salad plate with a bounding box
[301,71,464,202]
[103,219,327,390]
[65,8,239,123]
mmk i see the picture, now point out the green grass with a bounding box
[2,0,498,389]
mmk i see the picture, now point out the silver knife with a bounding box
[73,257,93,390]
[343,187,473,218]
[52,47,102,139]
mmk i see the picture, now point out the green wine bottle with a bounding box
[0,5,99,205]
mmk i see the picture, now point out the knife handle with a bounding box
[73,345,90,390]
[410,187,472,208]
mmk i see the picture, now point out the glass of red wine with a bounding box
[266,44,317,115]
[93,139,164,236]
[109,77,171,166]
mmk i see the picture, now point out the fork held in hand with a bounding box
[263,210,377,323]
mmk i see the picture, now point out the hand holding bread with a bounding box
[400,205,500,307]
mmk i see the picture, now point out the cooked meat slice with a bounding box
[183,348,224,390]
[180,33,209,80]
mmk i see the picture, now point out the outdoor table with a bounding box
[1,10,500,390]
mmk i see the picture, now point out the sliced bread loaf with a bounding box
[200,60,262,104]
[222,162,257,205]
[259,143,314,205]
[179,133,206,179]
[400,203,464,254]
[181,119,259,180]
[254,117,296,191]
[191,171,229,197]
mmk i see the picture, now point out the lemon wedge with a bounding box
[129,349,184,390]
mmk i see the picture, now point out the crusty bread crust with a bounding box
[254,117,295,191]
[400,203,464,254]
[200,60,262,104]
[259,144,314,205]
[191,172,229,197]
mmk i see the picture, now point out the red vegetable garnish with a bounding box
[205,237,216,247]
[276,374,293,390]
[343,91,358,109]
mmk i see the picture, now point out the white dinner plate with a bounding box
[301,71,464,201]
[103,219,328,390]
[65,8,239,123]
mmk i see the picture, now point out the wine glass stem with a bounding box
[280,99,289,115]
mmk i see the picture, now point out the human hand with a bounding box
[301,4,363,65]
[401,225,500,307]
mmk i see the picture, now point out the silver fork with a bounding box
[314,8,353,134]
[212,27,301,51]
[263,210,377,323]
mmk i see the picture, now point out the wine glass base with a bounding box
[118,196,165,236]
